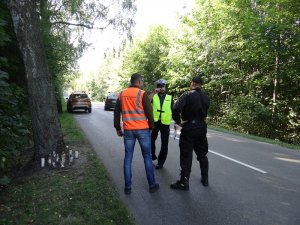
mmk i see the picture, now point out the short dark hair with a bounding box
[130,73,143,84]
[192,76,203,85]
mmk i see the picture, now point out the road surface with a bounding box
[74,102,300,225]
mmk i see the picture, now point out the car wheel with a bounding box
[88,108,92,113]
[104,106,108,111]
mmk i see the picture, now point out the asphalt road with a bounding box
[74,102,300,225]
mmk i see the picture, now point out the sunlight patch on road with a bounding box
[275,157,300,164]
[208,132,247,143]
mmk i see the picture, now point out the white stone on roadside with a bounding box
[41,158,45,167]
[75,151,79,158]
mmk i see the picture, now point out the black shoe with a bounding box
[149,183,160,193]
[201,178,208,187]
[152,155,157,160]
[155,164,163,170]
[170,180,189,191]
[124,187,131,195]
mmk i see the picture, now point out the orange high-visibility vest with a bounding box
[119,87,149,130]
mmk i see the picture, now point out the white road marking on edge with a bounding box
[170,131,267,174]
[209,149,267,174]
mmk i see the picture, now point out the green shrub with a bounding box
[220,95,275,138]
[0,71,31,179]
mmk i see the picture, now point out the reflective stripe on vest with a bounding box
[152,94,172,125]
[119,87,149,130]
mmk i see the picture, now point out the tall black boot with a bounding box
[200,160,209,187]
[170,176,189,191]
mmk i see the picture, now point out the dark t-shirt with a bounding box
[172,87,210,125]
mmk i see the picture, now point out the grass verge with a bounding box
[209,126,300,151]
[0,110,135,225]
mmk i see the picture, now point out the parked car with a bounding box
[66,91,92,113]
[104,92,118,111]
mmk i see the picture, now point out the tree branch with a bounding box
[51,21,111,30]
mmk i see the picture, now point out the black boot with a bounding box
[201,175,208,187]
[170,176,189,191]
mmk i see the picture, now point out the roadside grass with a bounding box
[60,112,85,142]
[0,110,136,225]
[209,126,300,151]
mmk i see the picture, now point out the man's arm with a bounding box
[201,93,210,118]
[113,98,122,131]
[172,92,188,125]
[142,93,154,129]
[148,92,155,102]
[171,95,174,110]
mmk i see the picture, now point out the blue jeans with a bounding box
[123,129,156,188]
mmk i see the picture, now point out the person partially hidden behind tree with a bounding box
[150,79,174,169]
[170,76,210,190]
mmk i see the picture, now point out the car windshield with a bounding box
[74,94,88,99]
[107,93,118,99]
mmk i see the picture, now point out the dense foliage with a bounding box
[0,72,31,179]
[119,0,300,145]
[1,0,136,181]
[120,25,172,92]
[0,3,31,182]
[186,0,300,144]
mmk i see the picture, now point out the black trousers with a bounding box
[179,121,208,180]
[151,120,170,166]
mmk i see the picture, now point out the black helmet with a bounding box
[156,79,166,86]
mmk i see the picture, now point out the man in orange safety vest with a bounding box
[114,73,159,195]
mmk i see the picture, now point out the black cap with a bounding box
[192,76,203,85]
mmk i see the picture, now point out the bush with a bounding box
[220,95,275,138]
[0,71,31,180]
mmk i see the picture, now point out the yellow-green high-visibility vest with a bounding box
[152,94,172,125]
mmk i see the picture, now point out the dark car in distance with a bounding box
[67,91,92,113]
[104,92,118,111]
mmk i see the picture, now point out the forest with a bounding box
[0,0,299,182]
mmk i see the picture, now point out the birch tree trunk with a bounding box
[7,0,65,164]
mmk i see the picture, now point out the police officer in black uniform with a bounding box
[170,76,210,190]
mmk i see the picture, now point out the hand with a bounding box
[175,123,182,128]
[153,88,160,93]
[116,130,123,137]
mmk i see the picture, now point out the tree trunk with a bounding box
[7,0,65,164]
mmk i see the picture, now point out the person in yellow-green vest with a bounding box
[151,79,174,169]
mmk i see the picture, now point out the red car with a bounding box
[67,91,92,113]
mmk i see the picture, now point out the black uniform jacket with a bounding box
[172,87,210,125]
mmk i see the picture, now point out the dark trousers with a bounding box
[151,120,170,166]
[179,122,208,180]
